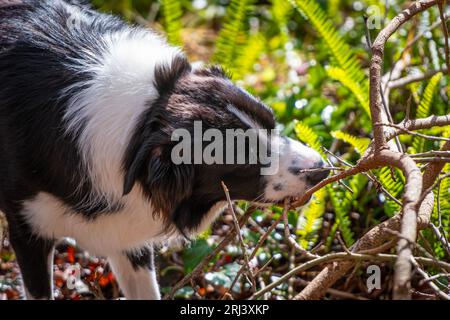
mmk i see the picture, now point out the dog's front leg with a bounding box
[6,214,55,300]
[108,246,160,300]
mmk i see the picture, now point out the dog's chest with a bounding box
[22,190,169,255]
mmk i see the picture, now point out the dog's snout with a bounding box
[306,162,330,186]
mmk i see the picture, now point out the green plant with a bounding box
[160,0,183,45]
[213,0,256,76]
[288,0,370,117]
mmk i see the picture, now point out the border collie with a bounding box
[0,0,328,299]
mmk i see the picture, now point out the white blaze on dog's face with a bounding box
[262,135,327,202]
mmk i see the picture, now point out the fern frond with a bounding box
[327,0,340,18]
[233,33,266,79]
[294,121,325,157]
[161,0,183,45]
[428,165,450,259]
[417,73,443,118]
[327,184,354,246]
[329,173,367,246]
[213,0,255,74]
[297,189,326,249]
[160,0,183,45]
[288,0,370,116]
[271,0,292,45]
[295,123,361,247]
[295,122,365,247]
[327,67,370,116]
[410,72,443,153]
[331,130,370,155]
[378,167,404,217]
[439,166,450,230]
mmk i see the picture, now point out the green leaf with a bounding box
[297,188,326,249]
[160,0,183,45]
[271,0,292,45]
[289,0,370,117]
[411,72,443,153]
[331,130,370,155]
[182,239,212,273]
[377,167,404,217]
[233,33,266,79]
[213,0,256,75]
[294,121,325,157]
[327,67,370,116]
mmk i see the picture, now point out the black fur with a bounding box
[0,0,131,220]
[6,212,55,299]
[0,0,278,298]
[126,247,155,271]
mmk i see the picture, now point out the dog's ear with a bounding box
[154,55,191,94]
[145,150,195,214]
[123,140,195,214]
[123,142,151,196]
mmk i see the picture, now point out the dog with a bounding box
[0,0,329,299]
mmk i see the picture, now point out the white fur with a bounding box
[23,191,161,255]
[108,253,160,300]
[226,104,261,129]
[63,28,182,204]
[264,137,323,201]
[23,191,226,256]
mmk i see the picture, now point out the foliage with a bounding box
[410,72,443,154]
[288,0,370,117]
[331,131,370,155]
[160,0,183,45]
[213,0,256,76]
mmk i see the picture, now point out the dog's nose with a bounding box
[305,162,330,186]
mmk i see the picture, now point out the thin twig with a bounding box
[165,207,254,299]
[221,182,255,292]
[376,122,450,142]
[438,0,450,74]
[282,198,319,259]
[250,252,450,300]
[410,151,450,158]
[411,257,450,300]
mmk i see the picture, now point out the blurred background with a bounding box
[0,0,449,300]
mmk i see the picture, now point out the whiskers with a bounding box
[249,192,273,208]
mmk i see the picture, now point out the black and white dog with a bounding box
[0,0,328,299]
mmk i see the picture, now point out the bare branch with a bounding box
[250,252,450,300]
[438,0,450,74]
[370,0,440,150]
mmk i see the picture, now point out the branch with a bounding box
[384,115,450,141]
[388,68,447,89]
[165,207,254,299]
[370,0,440,150]
[438,1,450,74]
[295,142,449,300]
[250,252,450,300]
